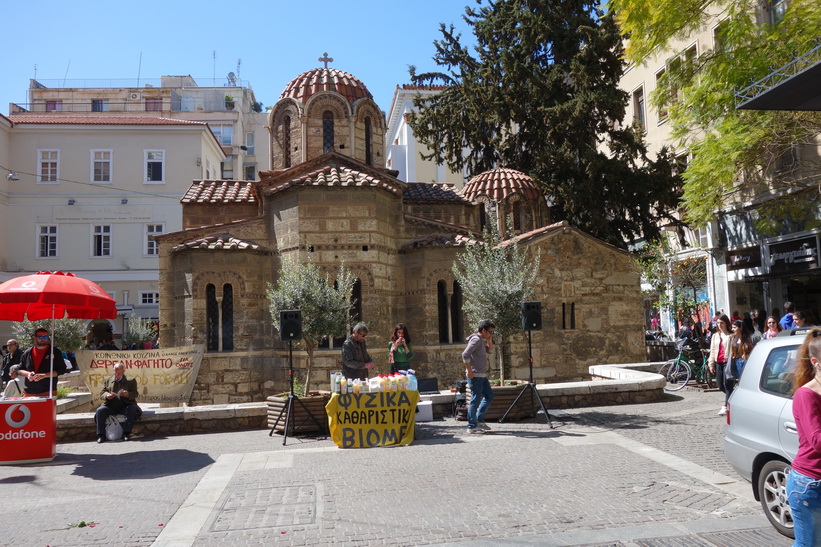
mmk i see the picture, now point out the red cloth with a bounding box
[792,387,821,480]
[717,342,725,363]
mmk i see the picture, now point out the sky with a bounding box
[0,0,476,118]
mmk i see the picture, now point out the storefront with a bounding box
[764,232,821,322]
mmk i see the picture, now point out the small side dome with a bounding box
[461,168,542,202]
[280,68,372,105]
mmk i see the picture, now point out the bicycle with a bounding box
[658,339,716,391]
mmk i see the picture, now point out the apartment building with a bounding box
[0,114,225,342]
[385,84,466,186]
[619,3,821,328]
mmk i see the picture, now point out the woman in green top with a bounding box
[388,323,413,374]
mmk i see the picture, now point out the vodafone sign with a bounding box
[0,399,57,464]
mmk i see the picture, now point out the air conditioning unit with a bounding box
[129,92,141,101]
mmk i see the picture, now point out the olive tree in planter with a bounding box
[122,317,156,349]
[453,221,539,383]
[266,257,355,393]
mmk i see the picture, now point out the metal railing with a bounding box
[735,41,821,108]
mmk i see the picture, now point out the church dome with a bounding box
[461,168,543,202]
[280,68,372,105]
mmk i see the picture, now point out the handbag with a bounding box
[105,415,124,441]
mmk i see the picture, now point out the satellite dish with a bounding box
[227,71,236,84]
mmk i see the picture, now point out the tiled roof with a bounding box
[181,180,257,204]
[461,167,543,202]
[280,68,372,105]
[8,115,207,127]
[404,182,469,203]
[404,214,472,234]
[171,235,266,253]
[266,161,403,197]
[400,233,473,252]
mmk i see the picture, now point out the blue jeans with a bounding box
[787,468,821,546]
[467,377,494,429]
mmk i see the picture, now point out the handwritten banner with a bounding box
[325,390,419,448]
[75,345,204,404]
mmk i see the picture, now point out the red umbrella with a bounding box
[0,271,117,398]
[0,271,117,321]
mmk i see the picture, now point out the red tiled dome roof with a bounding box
[461,168,542,202]
[280,68,372,105]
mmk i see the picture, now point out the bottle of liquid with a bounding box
[340,376,348,394]
[353,379,361,394]
[407,369,418,391]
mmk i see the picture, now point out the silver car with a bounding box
[723,327,812,539]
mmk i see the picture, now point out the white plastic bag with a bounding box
[105,415,123,441]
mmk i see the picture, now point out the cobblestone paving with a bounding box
[0,389,792,546]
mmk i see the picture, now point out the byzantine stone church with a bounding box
[156,64,645,405]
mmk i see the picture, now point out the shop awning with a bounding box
[736,43,821,111]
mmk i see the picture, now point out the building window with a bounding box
[655,68,668,121]
[244,164,256,181]
[322,111,334,154]
[769,0,787,24]
[145,224,164,256]
[205,283,233,352]
[91,149,112,183]
[139,292,159,305]
[145,97,162,111]
[212,124,233,146]
[221,156,234,179]
[91,99,109,112]
[632,86,646,130]
[92,225,111,257]
[144,150,165,183]
[283,116,292,168]
[561,302,577,330]
[45,100,62,112]
[222,284,234,351]
[674,152,688,175]
[38,149,59,183]
[365,116,373,165]
[37,225,58,258]
[774,145,799,174]
[437,280,463,343]
[244,132,255,156]
[450,280,464,343]
[206,284,219,352]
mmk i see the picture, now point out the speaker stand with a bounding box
[498,329,553,428]
[269,340,327,445]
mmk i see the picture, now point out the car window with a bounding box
[759,345,800,397]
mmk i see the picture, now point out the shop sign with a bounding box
[727,246,761,271]
[769,236,819,275]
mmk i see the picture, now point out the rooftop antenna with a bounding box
[236,58,242,82]
[137,52,142,87]
[62,59,71,86]
[212,51,216,83]
[34,63,37,80]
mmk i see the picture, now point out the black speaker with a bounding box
[280,310,302,340]
[521,301,542,331]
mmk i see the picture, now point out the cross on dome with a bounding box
[318,52,334,69]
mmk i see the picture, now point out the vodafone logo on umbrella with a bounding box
[6,404,31,428]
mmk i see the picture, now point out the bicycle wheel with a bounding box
[659,360,692,391]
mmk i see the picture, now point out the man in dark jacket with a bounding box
[341,322,374,380]
[94,362,139,443]
[1,338,22,386]
[18,329,67,396]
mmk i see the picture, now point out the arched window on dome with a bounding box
[365,116,373,165]
[323,111,334,154]
[283,116,292,168]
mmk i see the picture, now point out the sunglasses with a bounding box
[36,335,50,339]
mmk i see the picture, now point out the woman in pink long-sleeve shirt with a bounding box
[788,328,821,546]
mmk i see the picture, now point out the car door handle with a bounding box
[785,421,797,434]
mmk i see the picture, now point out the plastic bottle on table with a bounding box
[407,369,418,391]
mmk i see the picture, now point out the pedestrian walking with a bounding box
[462,319,495,434]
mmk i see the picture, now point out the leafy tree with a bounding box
[123,317,155,349]
[453,221,539,382]
[409,0,682,248]
[609,0,821,230]
[636,240,709,325]
[266,257,355,392]
[13,319,88,353]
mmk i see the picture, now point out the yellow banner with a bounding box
[75,345,204,404]
[326,390,419,448]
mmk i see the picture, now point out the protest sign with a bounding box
[325,390,419,448]
[76,345,204,404]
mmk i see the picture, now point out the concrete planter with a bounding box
[466,382,533,421]
[266,391,330,435]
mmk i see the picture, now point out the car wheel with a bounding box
[757,460,795,539]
